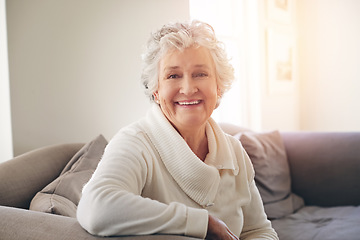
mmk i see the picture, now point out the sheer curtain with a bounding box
[190,0,261,130]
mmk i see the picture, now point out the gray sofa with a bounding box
[1,126,359,240]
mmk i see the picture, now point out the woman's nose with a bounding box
[179,75,198,95]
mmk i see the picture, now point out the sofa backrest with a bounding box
[281,132,360,207]
[0,143,84,209]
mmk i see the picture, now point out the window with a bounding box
[190,0,261,129]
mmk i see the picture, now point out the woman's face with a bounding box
[154,46,219,132]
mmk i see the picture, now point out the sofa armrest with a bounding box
[281,132,360,206]
[0,143,84,209]
[0,206,199,240]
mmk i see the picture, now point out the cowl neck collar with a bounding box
[141,104,239,207]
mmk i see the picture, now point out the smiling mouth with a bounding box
[176,100,202,106]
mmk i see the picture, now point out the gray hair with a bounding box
[141,20,235,102]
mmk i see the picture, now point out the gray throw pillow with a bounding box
[29,135,107,217]
[237,131,304,219]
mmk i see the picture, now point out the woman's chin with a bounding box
[176,116,208,129]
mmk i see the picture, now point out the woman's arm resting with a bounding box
[77,135,208,238]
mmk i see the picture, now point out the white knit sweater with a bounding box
[77,104,278,239]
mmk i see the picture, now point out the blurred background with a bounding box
[1,0,360,160]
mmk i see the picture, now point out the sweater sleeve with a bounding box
[240,180,279,240]
[76,130,208,238]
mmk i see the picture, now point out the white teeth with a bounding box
[178,100,200,105]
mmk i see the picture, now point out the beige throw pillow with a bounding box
[29,135,107,217]
[237,131,304,219]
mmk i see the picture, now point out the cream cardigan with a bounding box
[77,105,278,239]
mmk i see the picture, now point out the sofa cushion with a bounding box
[271,206,360,240]
[236,131,304,219]
[29,135,107,217]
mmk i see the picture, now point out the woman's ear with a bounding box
[215,88,222,109]
[217,88,222,98]
[153,92,160,104]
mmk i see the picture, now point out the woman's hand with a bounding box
[206,215,239,240]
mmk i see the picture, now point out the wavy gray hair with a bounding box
[141,20,235,102]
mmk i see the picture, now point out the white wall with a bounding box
[7,0,190,156]
[1,0,13,162]
[258,0,300,132]
[298,0,360,131]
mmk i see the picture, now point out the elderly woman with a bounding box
[77,20,278,240]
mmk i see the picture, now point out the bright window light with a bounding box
[189,0,246,126]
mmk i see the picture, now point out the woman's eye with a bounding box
[194,72,208,78]
[167,74,179,79]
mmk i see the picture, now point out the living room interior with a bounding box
[1,0,360,159]
[1,1,360,239]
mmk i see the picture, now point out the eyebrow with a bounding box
[163,64,210,71]
[194,64,210,69]
[164,66,180,71]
